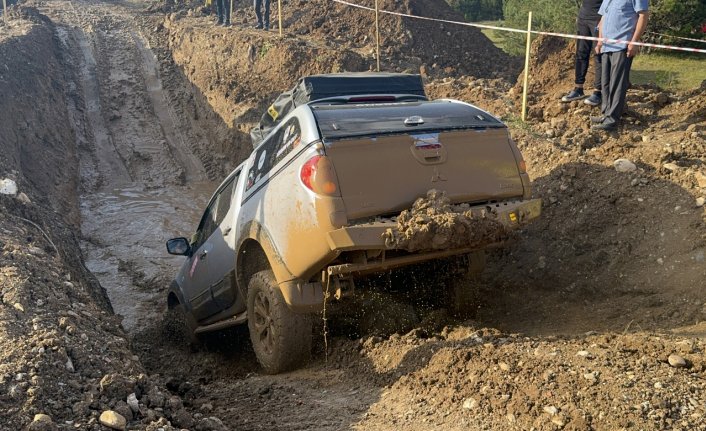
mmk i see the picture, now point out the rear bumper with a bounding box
[326,198,541,252]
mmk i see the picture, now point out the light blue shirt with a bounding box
[598,0,649,53]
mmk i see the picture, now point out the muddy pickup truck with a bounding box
[165,73,540,373]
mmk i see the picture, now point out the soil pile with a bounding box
[0,9,226,430]
[382,189,510,252]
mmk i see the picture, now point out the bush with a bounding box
[501,0,579,55]
[646,0,706,48]
[446,0,504,22]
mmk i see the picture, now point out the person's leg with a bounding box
[590,22,602,92]
[562,19,589,102]
[600,51,612,116]
[216,0,224,24]
[224,0,231,25]
[254,0,263,27]
[264,0,270,29]
[608,52,633,122]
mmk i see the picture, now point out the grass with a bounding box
[474,20,706,91]
[631,51,706,91]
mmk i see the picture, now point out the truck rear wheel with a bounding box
[247,270,312,374]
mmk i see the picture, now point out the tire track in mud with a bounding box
[43,0,216,332]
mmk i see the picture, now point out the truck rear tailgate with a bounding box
[323,128,524,220]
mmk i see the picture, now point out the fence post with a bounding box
[278,0,282,36]
[229,0,233,27]
[521,11,532,122]
[3,0,7,25]
[374,0,380,71]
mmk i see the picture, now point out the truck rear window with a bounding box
[312,100,504,139]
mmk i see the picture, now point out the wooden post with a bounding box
[3,0,7,25]
[278,0,282,36]
[521,11,532,122]
[374,0,380,71]
[229,0,233,26]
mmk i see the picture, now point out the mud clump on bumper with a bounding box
[382,190,511,252]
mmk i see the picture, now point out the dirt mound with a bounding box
[382,189,510,252]
[278,0,520,79]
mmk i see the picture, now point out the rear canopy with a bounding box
[250,73,427,146]
[312,100,504,139]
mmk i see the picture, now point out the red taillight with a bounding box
[300,155,340,196]
[518,159,527,173]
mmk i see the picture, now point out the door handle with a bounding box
[199,250,208,259]
[223,227,232,236]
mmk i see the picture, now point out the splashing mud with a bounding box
[383,189,510,252]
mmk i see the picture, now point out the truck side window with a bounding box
[246,118,301,191]
[214,173,238,226]
[192,172,239,249]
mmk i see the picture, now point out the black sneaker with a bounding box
[224,22,232,27]
[584,92,602,106]
[561,88,586,103]
[590,115,606,124]
[591,119,618,131]
[254,23,263,29]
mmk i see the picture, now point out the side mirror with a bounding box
[166,237,191,256]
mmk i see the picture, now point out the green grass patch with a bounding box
[631,51,706,91]
[476,20,518,56]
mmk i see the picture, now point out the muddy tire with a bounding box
[164,303,200,348]
[247,270,312,374]
[448,276,480,318]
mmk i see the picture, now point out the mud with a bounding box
[1,0,706,430]
[382,189,510,252]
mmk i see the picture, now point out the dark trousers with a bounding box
[254,0,270,27]
[575,18,601,89]
[601,50,633,124]
[217,0,231,23]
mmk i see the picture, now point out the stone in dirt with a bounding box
[382,189,509,252]
[99,410,127,430]
[668,354,687,368]
[613,159,637,173]
[0,178,18,195]
[27,413,57,431]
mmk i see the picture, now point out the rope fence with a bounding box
[326,0,705,121]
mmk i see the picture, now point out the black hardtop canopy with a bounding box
[312,100,504,139]
[250,73,427,147]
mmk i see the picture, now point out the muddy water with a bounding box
[81,183,214,331]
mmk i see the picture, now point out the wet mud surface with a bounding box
[1,0,705,429]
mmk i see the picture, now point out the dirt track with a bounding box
[1,0,705,430]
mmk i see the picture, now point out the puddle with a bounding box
[81,182,214,331]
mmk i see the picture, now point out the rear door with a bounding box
[314,101,525,220]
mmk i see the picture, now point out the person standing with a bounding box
[592,0,649,131]
[561,0,603,106]
[216,0,231,27]
[254,0,270,30]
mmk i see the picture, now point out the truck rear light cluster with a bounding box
[300,155,341,196]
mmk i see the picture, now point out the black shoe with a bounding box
[584,92,602,106]
[224,22,231,27]
[216,20,224,26]
[561,88,586,103]
[591,119,618,131]
[254,23,263,29]
[264,26,269,31]
[590,115,606,124]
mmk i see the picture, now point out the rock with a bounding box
[544,405,559,416]
[167,395,184,411]
[13,303,24,313]
[545,129,556,138]
[114,400,133,421]
[614,159,637,173]
[196,416,228,431]
[663,162,679,172]
[16,192,31,204]
[576,350,592,358]
[0,178,18,195]
[28,413,58,431]
[552,416,567,427]
[654,382,663,389]
[694,172,706,189]
[99,410,126,430]
[147,385,166,408]
[668,354,687,368]
[100,374,135,401]
[127,393,139,413]
[171,408,195,428]
[696,197,705,208]
[65,358,75,373]
[462,397,477,410]
[498,362,510,371]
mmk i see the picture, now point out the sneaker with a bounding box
[264,26,269,31]
[590,115,606,124]
[224,22,232,27]
[584,92,602,106]
[216,20,224,25]
[591,119,618,131]
[254,23,263,29]
[561,88,586,103]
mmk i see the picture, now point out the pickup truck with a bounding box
[165,73,541,374]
